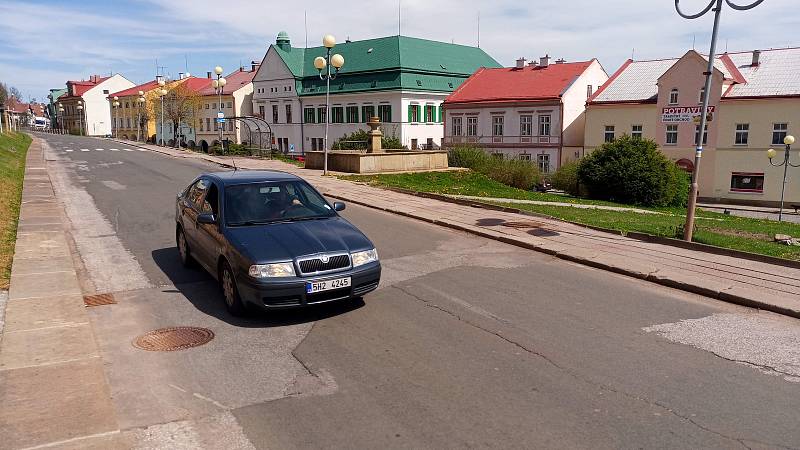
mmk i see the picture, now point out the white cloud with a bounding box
[2,0,799,98]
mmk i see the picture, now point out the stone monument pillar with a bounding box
[366,116,383,153]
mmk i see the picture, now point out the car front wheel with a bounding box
[177,228,194,267]
[221,262,247,316]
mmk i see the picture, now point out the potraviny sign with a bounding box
[661,105,715,123]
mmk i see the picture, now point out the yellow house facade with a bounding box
[109,77,185,142]
[585,48,800,207]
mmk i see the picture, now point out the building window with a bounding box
[492,116,504,136]
[467,117,478,136]
[409,104,420,123]
[452,117,463,136]
[411,138,418,150]
[331,106,344,123]
[205,103,209,109]
[227,102,232,108]
[125,102,130,109]
[604,125,615,142]
[272,105,279,123]
[126,118,131,128]
[698,87,706,104]
[317,107,326,124]
[538,115,551,136]
[730,172,764,193]
[587,85,593,99]
[695,124,708,145]
[520,115,532,136]
[346,106,359,123]
[378,104,392,123]
[285,104,292,124]
[213,103,217,110]
[304,108,315,124]
[362,105,375,122]
[772,123,788,145]
[492,153,504,160]
[213,120,218,131]
[669,88,679,105]
[734,123,749,145]
[665,124,678,145]
[199,120,203,131]
[631,124,643,139]
[206,118,211,130]
[519,153,532,161]
[537,154,551,173]
[425,105,437,123]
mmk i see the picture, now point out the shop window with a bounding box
[730,173,764,193]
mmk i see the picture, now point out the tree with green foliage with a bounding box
[332,129,405,150]
[577,135,690,207]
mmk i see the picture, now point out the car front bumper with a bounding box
[237,262,381,309]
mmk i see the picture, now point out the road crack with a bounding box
[391,284,793,449]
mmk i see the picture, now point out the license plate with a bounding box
[306,277,351,294]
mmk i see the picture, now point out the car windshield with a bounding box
[225,180,336,226]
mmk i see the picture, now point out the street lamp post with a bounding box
[77,101,84,136]
[158,80,167,146]
[212,66,227,154]
[768,135,799,222]
[314,34,345,176]
[112,97,120,138]
[58,103,64,134]
[136,91,145,142]
[675,0,764,241]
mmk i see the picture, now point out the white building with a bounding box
[58,74,135,136]
[442,57,608,172]
[252,32,501,153]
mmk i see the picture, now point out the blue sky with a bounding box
[1,0,798,102]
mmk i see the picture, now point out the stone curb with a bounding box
[325,192,800,320]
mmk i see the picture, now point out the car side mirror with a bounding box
[333,202,346,212]
[197,213,217,224]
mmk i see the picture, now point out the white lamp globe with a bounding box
[323,34,336,48]
[314,56,327,70]
[160,89,168,96]
[218,77,227,87]
[138,90,144,96]
[331,53,345,69]
[77,105,83,110]
[767,148,777,159]
[113,96,119,100]
[784,135,795,146]
[212,79,219,88]
[158,80,165,87]
[214,66,224,75]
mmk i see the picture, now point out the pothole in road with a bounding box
[133,326,215,351]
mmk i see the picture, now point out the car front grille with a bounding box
[297,254,350,275]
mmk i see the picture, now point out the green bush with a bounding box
[448,146,540,190]
[551,160,581,196]
[577,135,688,207]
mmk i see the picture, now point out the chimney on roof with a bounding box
[528,60,537,68]
[178,72,185,79]
[156,75,164,84]
[515,57,526,69]
[251,61,259,72]
[89,75,97,83]
[539,54,551,67]
[207,71,212,79]
[555,58,566,64]
[751,49,761,67]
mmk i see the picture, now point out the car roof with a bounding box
[203,170,302,186]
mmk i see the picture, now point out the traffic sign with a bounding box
[217,111,224,119]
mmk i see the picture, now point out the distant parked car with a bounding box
[175,170,381,315]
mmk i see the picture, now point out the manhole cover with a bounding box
[84,293,116,307]
[133,327,214,351]
[502,221,543,229]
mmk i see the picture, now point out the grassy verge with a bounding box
[0,132,32,289]
[341,171,800,261]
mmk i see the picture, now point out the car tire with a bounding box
[221,262,247,316]
[177,227,195,267]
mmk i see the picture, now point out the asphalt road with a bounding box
[36,133,800,449]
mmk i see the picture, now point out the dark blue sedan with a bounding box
[175,170,381,315]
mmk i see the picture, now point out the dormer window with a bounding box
[669,88,679,105]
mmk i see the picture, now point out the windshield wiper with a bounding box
[227,220,274,226]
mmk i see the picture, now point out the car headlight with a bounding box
[249,262,295,278]
[351,248,379,268]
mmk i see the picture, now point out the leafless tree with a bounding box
[163,83,201,147]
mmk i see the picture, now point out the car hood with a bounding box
[226,216,373,263]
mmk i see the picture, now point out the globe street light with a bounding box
[111,96,120,138]
[77,101,84,136]
[58,103,64,134]
[675,0,764,241]
[315,34,345,175]
[158,79,167,146]
[136,91,145,142]
[768,134,799,222]
[211,68,227,153]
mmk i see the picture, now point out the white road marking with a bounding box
[65,149,73,152]
[80,149,90,152]
[123,148,133,152]
[101,180,126,190]
[110,148,119,151]
[136,148,146,152]
[95,148,104,151]
[18,430,121,450]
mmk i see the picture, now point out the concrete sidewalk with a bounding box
[0,138,122,449]
[114,141,800,318]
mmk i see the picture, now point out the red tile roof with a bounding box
[197,69,255,96]
[178,77,213,93]
[445,60,595,104]
[110,79,162,98]
[61,76,111,99]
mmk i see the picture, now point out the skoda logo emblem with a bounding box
[320,255,330,263]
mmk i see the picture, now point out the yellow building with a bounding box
[585,48,800,207]
[109,77,185,142]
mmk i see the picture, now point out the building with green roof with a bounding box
[252,32,501,153]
